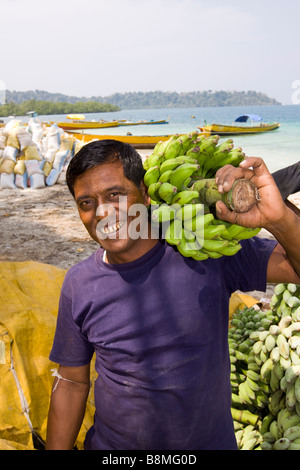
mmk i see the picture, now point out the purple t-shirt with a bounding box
[49,237,276,450]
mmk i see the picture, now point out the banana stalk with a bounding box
[192,178,260,213]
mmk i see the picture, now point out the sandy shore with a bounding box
[0,150,299,301]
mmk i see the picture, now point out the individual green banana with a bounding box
[157,134,179,156]
[278,335,290,360]
[273,437,291,450]
[144,165,160,187]
[195,223,227,240]
[177,233,199,258]
[281,413,300,433]
[145,151,164,169]
[260,357,273,381]
[214,221,246,240]
[163,218,182,246]
[201,237,228,253]
[184,213,214,232]
[269,420,280,441]
[261,414,275,435]
[288,296,300,309]
[199,135,220,155]
[288,441,300,450]
[234,227,261,240]
[217,241,242,257]
[175,203,204,221]
[191,250,209,261]
[163,137,184,160]
[274,283,287,296]
[159,155,197,174]
[202,249,223,259]
[283,425,300,441]
[246,376,261,392]
[294,376,300,402]
[270,368,280,392]
[201,140,234,177]
[158,170,173,183]
[285,365,300,384]
[151,135,177,157]
[151,204,176,224]
[265,334,277,352]
[238,381,254,405]
[171,190,200,206]
[147,182,162,202]
[185,145,206,169]
[246,369,261,382]
[286,383,297,408]
[158,182,178,204]
[169,163,200,190]
[277,408,293,433]
[179,131,199,154]
[216,147,245,169]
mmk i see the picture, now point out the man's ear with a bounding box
[140,181,151,207]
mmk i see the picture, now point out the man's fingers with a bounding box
[215,165,253,193]
[239,156,269,177]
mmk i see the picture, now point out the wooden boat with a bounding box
[198,114,280,136]
[67,131,174,149]
[51,120,120,131]
[118,118,169,126]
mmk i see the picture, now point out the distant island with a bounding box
[1,89,281,116]
[0,99,120,118]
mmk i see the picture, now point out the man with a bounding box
[46,140,300,450]
[272,161,300,216]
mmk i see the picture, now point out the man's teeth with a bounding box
[101,220,125,234]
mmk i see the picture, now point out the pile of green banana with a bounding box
[144,132,260,260]
[228,282,300,450]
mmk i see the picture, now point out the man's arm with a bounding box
[46,364,91,450]
[215,157,300,284]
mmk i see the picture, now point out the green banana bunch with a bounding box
[229,283,300,450]
[143,132,261,260]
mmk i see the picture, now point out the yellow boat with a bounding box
[51,120,120,131]
[118,118,169,126]
[67,132,174,148]
[198,114,280,136]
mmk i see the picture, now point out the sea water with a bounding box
[31,104,300,173]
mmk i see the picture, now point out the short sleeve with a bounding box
[221,237,277,294]
[49,289,94,367]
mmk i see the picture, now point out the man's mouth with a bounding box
[97,220,125,237]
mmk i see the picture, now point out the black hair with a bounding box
[66,139,146,197]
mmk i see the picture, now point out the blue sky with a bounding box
[0,0,299,104]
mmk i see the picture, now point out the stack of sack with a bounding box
[0,119,84,189]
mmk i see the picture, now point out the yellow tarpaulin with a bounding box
[0,261,96,450]
[229,291,260,321]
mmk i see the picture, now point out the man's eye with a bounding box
[109,192,120,199]
[79,200,94,211]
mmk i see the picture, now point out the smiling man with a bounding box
[46,139,300,451]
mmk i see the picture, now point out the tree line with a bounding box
[2,89,281,115]
[0,99,120,117]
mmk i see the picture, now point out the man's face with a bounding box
[73,160,155,263]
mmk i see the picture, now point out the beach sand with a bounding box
[0,150,299,302]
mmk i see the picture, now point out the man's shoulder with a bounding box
[63,249,102,286]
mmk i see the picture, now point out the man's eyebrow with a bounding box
[75,186,126,203]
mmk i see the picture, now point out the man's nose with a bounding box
[96,203,116,221]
